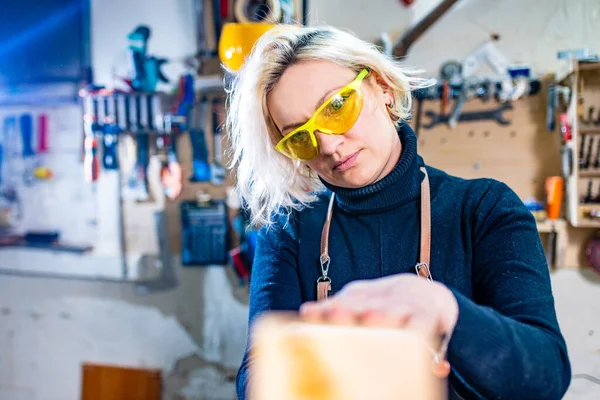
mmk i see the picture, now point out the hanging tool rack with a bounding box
[412,75,542,135]
[553,57,600,228]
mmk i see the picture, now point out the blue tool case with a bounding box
[180,200,229,266]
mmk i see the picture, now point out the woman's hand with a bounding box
[299,273,459,376]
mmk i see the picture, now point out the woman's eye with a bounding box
[330,95,345,111]
[290,131,308,144]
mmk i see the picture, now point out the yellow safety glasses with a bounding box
[275,68,370,160]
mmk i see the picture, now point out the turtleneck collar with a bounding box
[321,123,424,213]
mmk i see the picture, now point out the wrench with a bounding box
[423,103,513,129]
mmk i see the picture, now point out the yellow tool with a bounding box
[33,167,53,180]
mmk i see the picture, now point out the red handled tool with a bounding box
[38,113,49,153]
[84,136,99,182]
[83,112,100,183]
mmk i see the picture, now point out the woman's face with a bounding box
[267,60,402,189]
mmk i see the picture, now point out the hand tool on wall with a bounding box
[594,181,600,203]
[20,114,35,186]
[213,0,223,47]
[578,133,587,169]
[594,109,600,126]
[546,84,556,132]
[583,135,595,169]
[423,103,512,129]
[127,25,169,92]
[561,145,572,178]
[210,98,226,186]
[448,85,476,128]
[102,125,120,170]
[160,75,193,199]
[593,138,600,169]
[83,101,100,183]
[577,78,585,124]
[127,95,150,200]
[84,129,100,183]
[189,97,211,182]
[32,113,53,180]
[582,106,595,125]
[37,113,48,154]
[102,96,120,170]
[1,116,21,219]
[559,113,572,141]
[439,61,461,115]
[545,176,563,268]
[160,133,182,200]
[582,179,594,204]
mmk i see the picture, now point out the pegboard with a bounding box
[0,104,97,245]
[410,76,598,268]
[411,78,562,202]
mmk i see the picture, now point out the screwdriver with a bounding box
[83,112,99,183]
[20,114,35,185]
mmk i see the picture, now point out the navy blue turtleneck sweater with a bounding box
[236,124,571,400]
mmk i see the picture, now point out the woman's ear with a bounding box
[369,70,394,105]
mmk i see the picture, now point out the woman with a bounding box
[226,24,571,400]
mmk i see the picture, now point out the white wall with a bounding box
[309,0,600,77]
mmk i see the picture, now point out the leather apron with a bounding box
[316,167,432,301]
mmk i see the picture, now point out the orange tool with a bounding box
[546,176,563,221]
[545,176,563,267]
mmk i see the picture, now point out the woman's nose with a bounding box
[315,131,343,156]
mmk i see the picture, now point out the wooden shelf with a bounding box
[579,62,600,72]
[579,128,600,134]
[572,219,600,228]
[536,218,567,233]
[579,203,600,209]
[578,170,600,177]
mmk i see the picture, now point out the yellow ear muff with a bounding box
[218,21,277,71]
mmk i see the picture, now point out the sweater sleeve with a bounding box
[235,212,303,400]
[447,181,571,400]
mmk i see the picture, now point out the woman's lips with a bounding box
[333,151,360,172]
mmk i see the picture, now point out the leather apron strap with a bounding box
[317,167,431,301]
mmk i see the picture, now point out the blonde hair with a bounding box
[225,24,432,227]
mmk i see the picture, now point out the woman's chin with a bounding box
[328,168,379,189]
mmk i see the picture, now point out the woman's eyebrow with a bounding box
[280,87,341,133]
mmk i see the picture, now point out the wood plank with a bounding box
[81,363,162,400]
[248,313,447,400]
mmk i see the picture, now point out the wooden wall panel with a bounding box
[410,77,596,268]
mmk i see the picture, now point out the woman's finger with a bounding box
[298,301,327,322]
[359,309,412,329]
[323,304,359,326]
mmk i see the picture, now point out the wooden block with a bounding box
[81,363,162,400]
[248,313,447,400]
